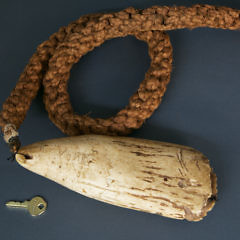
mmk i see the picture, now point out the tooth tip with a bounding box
[15,153,26,164]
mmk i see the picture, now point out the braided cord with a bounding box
[1,5,239,149]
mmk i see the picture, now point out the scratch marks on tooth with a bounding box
[178,168,184,177]
[177,149,188,173]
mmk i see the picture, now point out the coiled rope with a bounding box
[1,4,240,152]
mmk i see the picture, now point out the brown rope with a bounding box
[1,4,240,151]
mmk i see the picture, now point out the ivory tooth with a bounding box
[15,134,217,221]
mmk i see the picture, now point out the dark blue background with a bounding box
[0,0,240,239]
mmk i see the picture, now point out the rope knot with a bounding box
[3,124,21,153]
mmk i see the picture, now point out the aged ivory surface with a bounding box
[16,135,217,221]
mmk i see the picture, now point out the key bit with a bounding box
[5,196,47,216]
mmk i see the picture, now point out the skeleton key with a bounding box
[5,196,47,216]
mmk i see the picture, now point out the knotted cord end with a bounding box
[3,124,21,153]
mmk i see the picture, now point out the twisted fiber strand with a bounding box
[1,5,240,138]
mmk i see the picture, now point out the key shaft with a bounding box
[6,201,29,209]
